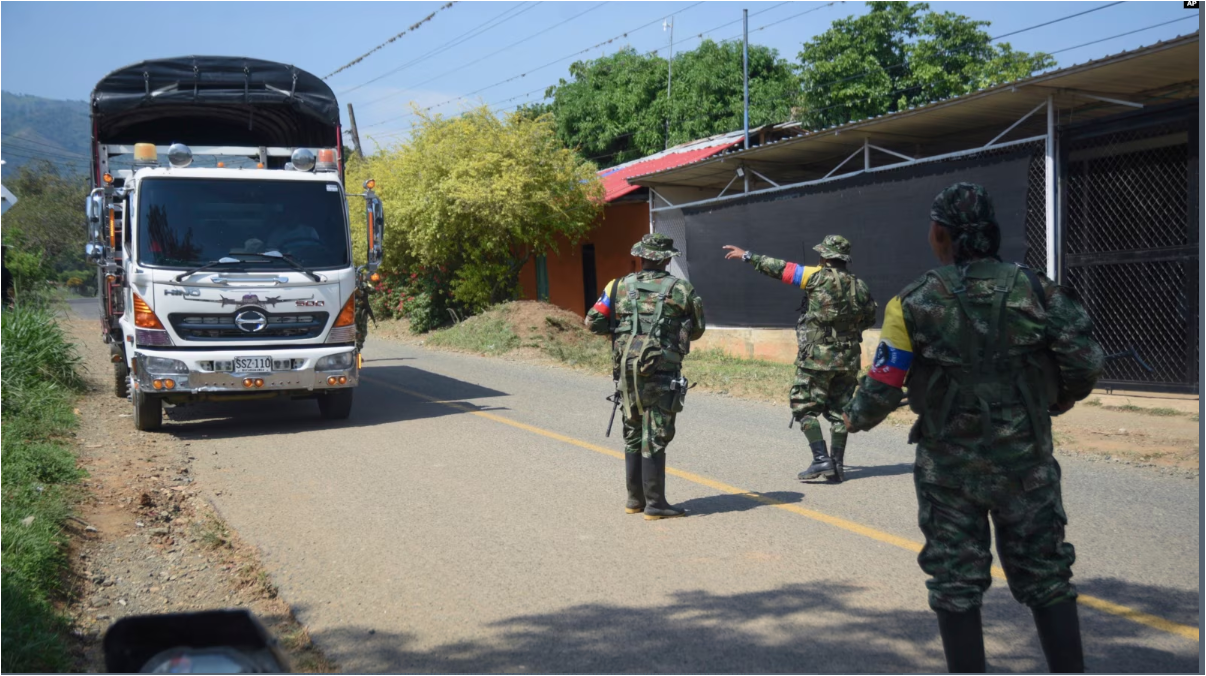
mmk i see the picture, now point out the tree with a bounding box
[1,160,89,276]
[544,41,798,168]
[796,2,1055,129]
[348,106,602,313]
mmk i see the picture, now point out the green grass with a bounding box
[425,312,522,355]
[1102,403,1188,418]
[1,304,87,673]
[682,349,795,402]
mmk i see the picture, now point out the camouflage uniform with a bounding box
[354,270,374,353]
[744,235,876,482]
[586,233,706,520]
[845,183,1103,673]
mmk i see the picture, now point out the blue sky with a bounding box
[1,1,1198,148]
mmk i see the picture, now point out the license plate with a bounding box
[234,356,272,373]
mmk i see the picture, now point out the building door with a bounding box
[1061,101,1198,392]
[581,244,598,314]
[535,254,549,302]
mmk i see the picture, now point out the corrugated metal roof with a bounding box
[597,131,746,201]
[628,31,1200,191]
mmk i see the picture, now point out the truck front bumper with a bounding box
[132,346,358,396]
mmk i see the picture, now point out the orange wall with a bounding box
[519,201,649,317]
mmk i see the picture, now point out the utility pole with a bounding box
[347,103,365,160]
[743,8,750,151]
[743,9,750,193]
[664,17,674,150]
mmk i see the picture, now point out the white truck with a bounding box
[84,57,384,431]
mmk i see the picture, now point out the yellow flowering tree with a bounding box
[348,106,602,316]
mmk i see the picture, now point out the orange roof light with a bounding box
[317,149,335,164]
[132,292,165,329]
[333,294,356,327]
[133,143,157,164]
[217,161,226,168]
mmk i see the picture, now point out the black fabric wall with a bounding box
[681,149,1036,328]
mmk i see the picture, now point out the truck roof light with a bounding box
[133,143,158,166]
[167,143,193,168]
[217,161,225,168]
[316,149,337,172]
[291,148,316,172]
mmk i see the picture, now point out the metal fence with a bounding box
[1062,103,1198,392]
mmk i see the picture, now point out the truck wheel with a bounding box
[134,390,163,431]
[114,360,130,399]
[317,389,354,420]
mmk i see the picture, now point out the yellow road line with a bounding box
[364,375,1200,642]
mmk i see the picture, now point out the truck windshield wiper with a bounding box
[253,251,323,282]
[175,257,242,282]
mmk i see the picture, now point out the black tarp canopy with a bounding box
[91,56,339,148]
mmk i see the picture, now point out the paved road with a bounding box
[127,334,1198,672]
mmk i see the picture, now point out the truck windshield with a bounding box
[137,178,349,270]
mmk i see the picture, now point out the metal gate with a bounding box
[1060,102,1199,393]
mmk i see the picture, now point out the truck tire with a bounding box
[114,360,130,399]
[134,390,163,431]
[317,389,354,420]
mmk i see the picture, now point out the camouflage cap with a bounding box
[631,232,681,260]
[930,182,998,229]
[812,234,851,262]
[930,183,1000,258]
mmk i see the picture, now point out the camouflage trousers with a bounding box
[791,366,858,444]
[354,289,371,352]
[914,459,1077,613]
[619,370,680,458]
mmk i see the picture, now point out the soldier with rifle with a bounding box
[586,233,706,520]
[844,183,1104,673]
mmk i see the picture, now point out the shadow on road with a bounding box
[676,490,805,516]
[161,364,508,441]
[273,576,1198,673]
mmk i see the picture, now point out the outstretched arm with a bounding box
[722,245,819,289]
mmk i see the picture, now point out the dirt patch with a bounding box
[63,320,333,672]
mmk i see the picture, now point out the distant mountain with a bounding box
[2,92,91,178]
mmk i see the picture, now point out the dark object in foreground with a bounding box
[104,609,287,673]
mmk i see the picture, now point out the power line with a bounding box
[991,1,1124,42]
[1047,15,1197,56]
[363,1,796,131]
[324,2,458,79]
[359,2,610,115]
[338,2,541,96]
[404,2,709,118]
[2,143,90,163]
[1,133,89,158]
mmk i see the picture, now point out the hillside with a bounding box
[1,92,91,178]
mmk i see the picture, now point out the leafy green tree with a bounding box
[348,106,602,315]
[2,161,89,278]
[797,2,1055,129]
[544,41,797,167]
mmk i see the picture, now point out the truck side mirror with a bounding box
[85,190,105,261]
[365,191,385,273]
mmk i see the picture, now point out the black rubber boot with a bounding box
[1032,600,1085,673]
[827,433,847,484]
[935,608,987,673]
[625,452,645,514]
[642,454,685,520]
[798,440,835,480]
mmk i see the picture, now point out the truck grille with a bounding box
[168,311,330,341]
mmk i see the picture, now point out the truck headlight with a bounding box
[144,356,189,375]
[315,352,354,372]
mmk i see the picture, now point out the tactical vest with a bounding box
[799,267,867,347]
[905,261,1060,450]
[613,273,685,417]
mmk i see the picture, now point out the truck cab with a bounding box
[84,57,384,431]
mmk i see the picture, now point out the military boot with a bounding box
[625,452,645,514]
[935,608,986,673]
[798,440,835,481]
[1032,600,1084,673]
[642,454,685,520]
[827,432,848,484]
